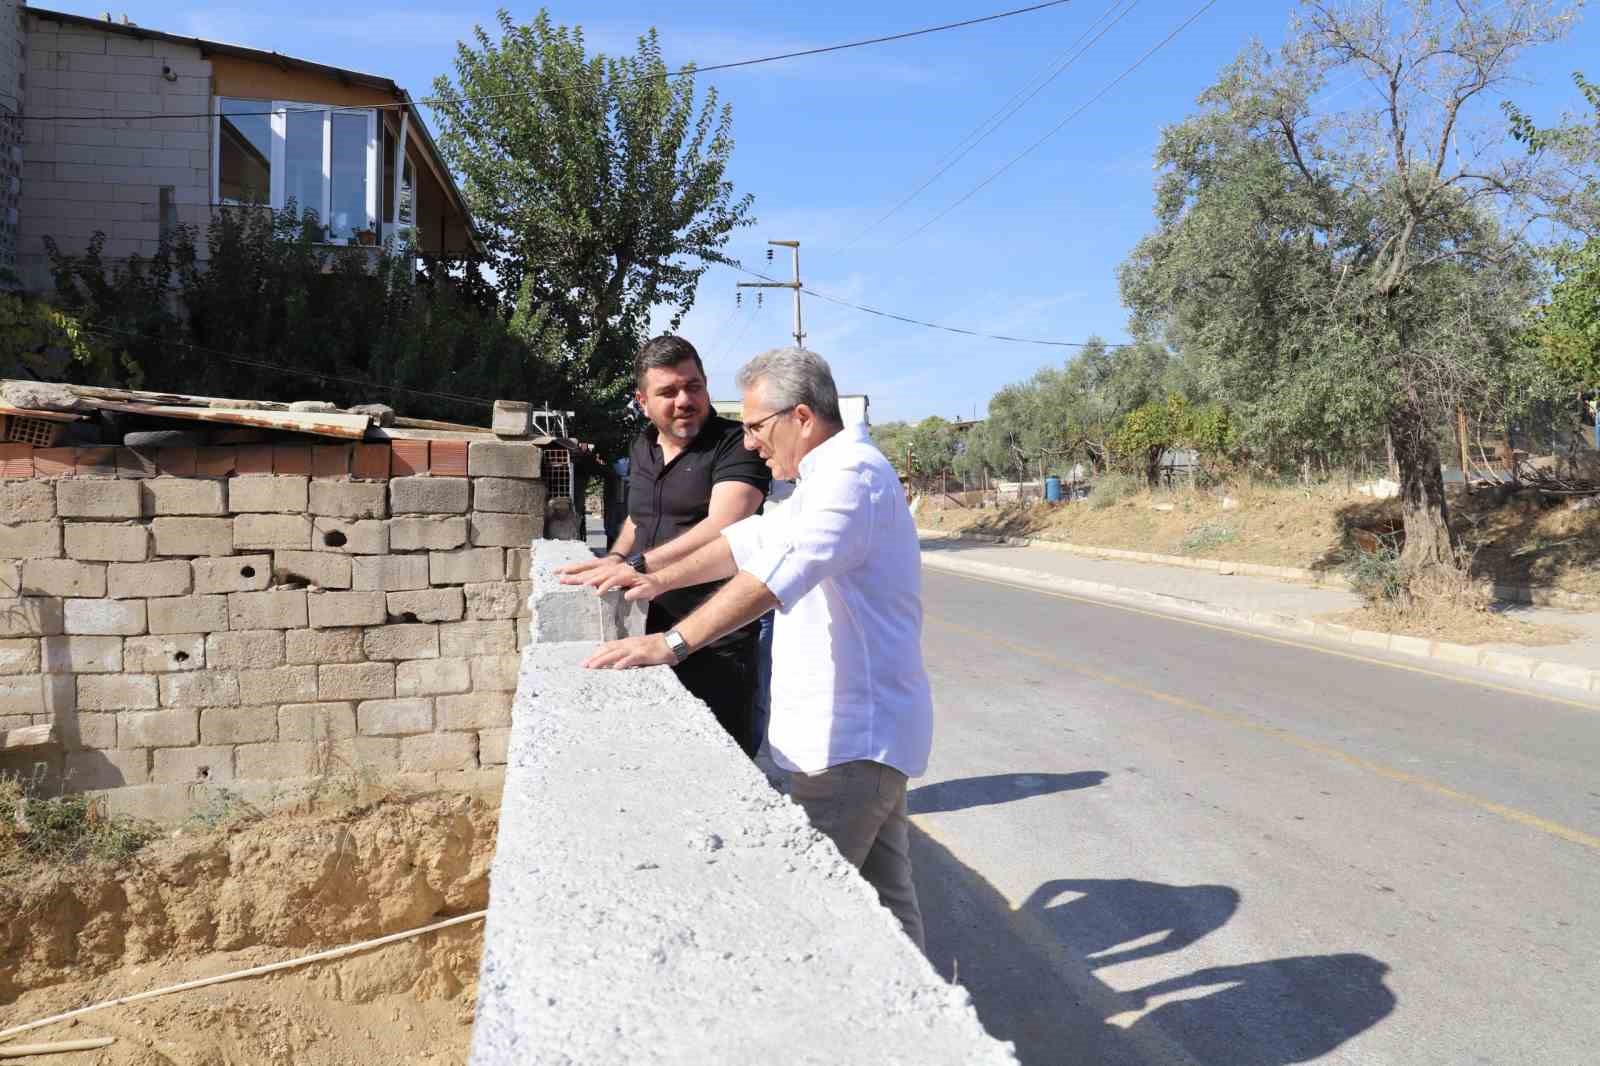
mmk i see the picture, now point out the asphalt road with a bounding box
[910,566,1600,1066]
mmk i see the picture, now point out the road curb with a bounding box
[918,544,1600,701]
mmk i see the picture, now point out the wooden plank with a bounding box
[365,426,497,442]
[46,383,293,411]
[1,724,58,751]
[91,402,371,440]
[392,415,491,433]
[0,403,86,423]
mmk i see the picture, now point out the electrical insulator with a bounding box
[736,291,742,307]
[757,291,764,307]
[766,248,774,262]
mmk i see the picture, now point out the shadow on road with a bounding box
[909,772,1109,815]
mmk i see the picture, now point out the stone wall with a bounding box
[0,436,552,812]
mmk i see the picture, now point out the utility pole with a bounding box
[738,239,805,349]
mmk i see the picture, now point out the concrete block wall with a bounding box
[0,437,557,801]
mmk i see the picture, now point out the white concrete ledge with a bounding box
[469,642,1015,1065]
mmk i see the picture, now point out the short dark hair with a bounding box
[634,335,706,388]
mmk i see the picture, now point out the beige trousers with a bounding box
[788,759,925,951]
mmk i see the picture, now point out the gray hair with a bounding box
[736,347,843,426]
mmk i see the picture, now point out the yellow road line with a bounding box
[926,611,1600,853]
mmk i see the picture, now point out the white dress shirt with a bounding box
[721,423,933,777]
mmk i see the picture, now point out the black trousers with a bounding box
[649,605,759,758]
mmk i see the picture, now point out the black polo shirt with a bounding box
[627,415,771,637]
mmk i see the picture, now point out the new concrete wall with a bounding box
[469,642,1017,1065]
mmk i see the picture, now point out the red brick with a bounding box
[33,448,75,478]
[431,440,468,477]
[274,445,312,476]
[76,447,117,477]
[210,428,269,445]
[195,447,237,477]
[351,444,390,481]
[1,444,37,479]
[116,447,158,478]
[312,445,350,479]
[235,445,274,475]
[390,440,428,476]
[157,447,196,477]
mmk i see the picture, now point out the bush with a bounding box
[1090,472,1139,509]
[1180,520,1237,553]
[0,772,158,876]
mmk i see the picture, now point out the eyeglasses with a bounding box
[741,405,796,443]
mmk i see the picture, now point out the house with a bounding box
[712,394,870,426]
[0,1,479,293]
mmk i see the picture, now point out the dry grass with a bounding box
[1331,553,1577,645]
[0,772,159,881]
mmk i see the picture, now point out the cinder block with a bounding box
[41,634,122,674]
[22,558,106,597]
[430,547,504,585]
[235,741,315,780]
[505,548,532,581]
[192,554,272,594]
[228,589,309,630]
[205,630,286,670]
[83,674,160,712]
[388,515,467,551]
[399,731,477,772]
[313,518,389,555]
[469,512,541,548]
[228,475,308,513]
[141,478,227,516]
[42,673,76,716]
[319,662,395,701]
[63,522,149,562]
[64,598,146,635]
[278,702,356,742]
[492,400,531,438]
[386,588,464,623]
[284,627,364,665]
[517,619,532,648]
[237,665,319,705]
[66,748,149,789]
[200,705,278,745]
[108,559,191,599]
[0,598,66,638]
[467,441,541,479]
[147,594,229,635]
[272,550,353,590]
[307,590,386,629]
[0,482,56,522]
[0,675,43,714]
[469,654,522,693]
[464,580,530,620]
[352,554,430,592]
[349,735,400,771]
[439,620,517,658]
[151,517,234,557]
[64,711,117,750]
[159,670,240,709]
[0,639,42,675]
[124,634,204,673]
[356,697,433,736]
[478,728,510,766]
[438,691,511,731]
[362,624,440,661]
[234,513,312,551]
[390,476,469,514]
[310,481,388,519]
[472,477,546,514]
[0,561,15,597]
[152,745,235,784]
[0,521,63,559]
[396,658,471,697]
[57,479,141,519]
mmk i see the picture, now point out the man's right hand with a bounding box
[560,557,641,594]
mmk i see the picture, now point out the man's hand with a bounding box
[559,558,640,594]
[623,575,666,603]
[582,634,676,670]
[556,555,609,578]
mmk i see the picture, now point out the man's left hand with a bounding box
[582,634,676,670]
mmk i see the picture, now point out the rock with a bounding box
[289,401,340,414]
[1150,503,1175,512]
[1220,496,1240,511]
[349,403,396,426]
[1,380,89,412]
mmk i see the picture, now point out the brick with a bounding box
[205,630,286,671]
[307,591,386,629]
[64,598,145,635]
[41,635,123,674]
[472,477,546,514]
[195,448,237,478]
[386,588,464,623]
[33,448,76,478]
[0,560,14,597]
[390,476,469,514]
[0,445,34,480]
[0,599,65,638]
[348,735,400,771]
[142,478,227,516]
[313,518,389,555]
[152,517,234,556]
[63,522,149,562]
[356,698,432,736]
[492,400,532,437]
[284,627,364,665]
[308,480,387,520]
[396,658,471,698]
[75,447,118,477]
[465,581,530,620]
[431,440,469,477]
[228,589,309,630]
[0,675,43,715]
[235,741,315,780]
[234,513,312,550]
[278,702,356,742]
[152,746,234,784]
[57,479,142,519]
[66,748,149,788]
[0,639,41,675]
[352,554,429,592]
[116,447,159,478]
[506,549,531,580]
[124,634,204,673]
[352,444,390,481]
[389,440,428,476]
[389,515,467,551]
[430,548,504,585]
[237,665,319,705]
[227,475,308,513]
[469,512,541,548]
[517,619,531,648]
[439,691,511,730]
[319,662,395,701]
[108,559,191,598]
[22,558,106,597]
[0,521,63,559]
[0,482,56,522]
[362,624,439,661]
[84,674,160,712]
[312,445,350,480]
[147,594,229,634]
[399,732,477,772]
[157,448,196,477]
[200,705,278,745]
[191,555,271,595]
[235,445,274,476]
[271,550,353,590]
[273,445,312,476]
[159,670,240,708]
[469,654,522,692]
[468,441,540,479]
[478,728,510,766]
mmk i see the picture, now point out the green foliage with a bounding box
[1111,395,1235,485]
[1089,471,1139,510]
[872,417,960,481]
[1180,519,1238,553]
[1529,239,1600,390]
[0,291,133,385]
[0,772,159,875]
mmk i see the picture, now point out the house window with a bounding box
[218,99,271,203]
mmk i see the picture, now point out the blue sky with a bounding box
[46,0,1600,422]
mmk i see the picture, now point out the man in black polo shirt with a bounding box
[559,335,771,756]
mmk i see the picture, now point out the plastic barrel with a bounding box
[1044,475,1062,502]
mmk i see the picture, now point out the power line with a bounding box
[901,0,1223,243]
[21,0,1076,125]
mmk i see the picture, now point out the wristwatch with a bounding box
[625,552,648,574]
[663,630,690,664]
[604,551,625,562]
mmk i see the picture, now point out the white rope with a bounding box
[0,1036,117,1057]
[0,911,487,1042]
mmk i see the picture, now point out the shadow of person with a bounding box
[909,772,1109,815]
[1022,878,1239,970]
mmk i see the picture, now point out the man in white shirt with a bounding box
[583,347,932,948]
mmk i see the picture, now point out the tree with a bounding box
[871,417,958,484]
[429,11,754,450]
[1121,0,1573,572]
[1111,395,1235,487]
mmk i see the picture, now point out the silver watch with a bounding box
[662,630,690,664]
